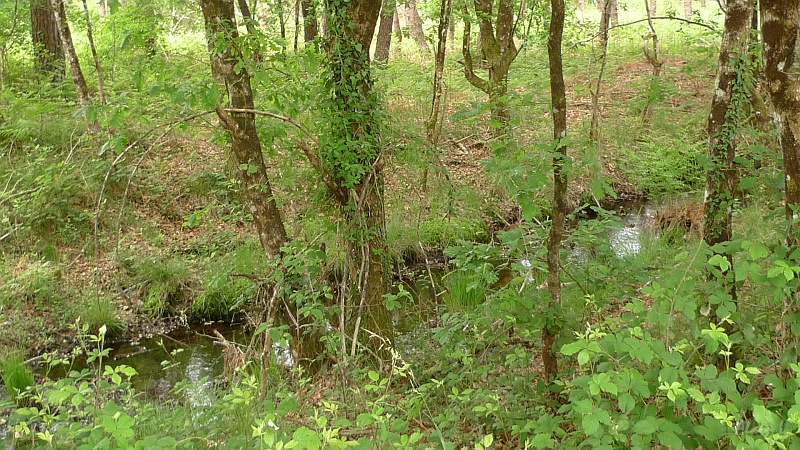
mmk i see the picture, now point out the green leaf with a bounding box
[618,393,635,413]
[632,418,658,435]
[753,404,783,433]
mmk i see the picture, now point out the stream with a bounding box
[21,199,661,402]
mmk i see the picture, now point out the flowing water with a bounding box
[29,200,659,400]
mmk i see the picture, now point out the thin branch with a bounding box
[296,140,348,205]
[571,15,718,48]
[223,107,318,144]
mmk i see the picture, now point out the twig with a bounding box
[570,15,718,48]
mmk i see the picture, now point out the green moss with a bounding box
[419,217,490,247]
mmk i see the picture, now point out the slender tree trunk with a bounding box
[375,0,395,63]
[199,0,325,372]
[609,0,618,26]
[447,9,455,48]
[761,0,800,246]
[544,0,567,381]
[294,0,300,52]
[238,0,259,33]
[649,0,657,14]
[81,0,105,105]
[393,9,402,43]
[426,0,452,144]
[50,0,99,134]
[684,0,693,16]
[301,0,318,42]
[641,0,662,128]
[589,0,612,143]
[703,0,751,369]
[31,0,64,81]
[98,0,107,16]
[405,0,430,57]
[277,0,287,46]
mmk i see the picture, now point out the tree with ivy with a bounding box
[316,0,394,362]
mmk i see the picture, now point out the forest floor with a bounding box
[0,50,716,362]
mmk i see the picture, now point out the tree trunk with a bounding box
[277,0,287,46]
[703,0,751,369]
[98,0,107,16]
[609,0,618,26]
[405,0,430,57]
[393,9,402,43]
[301,0,318,42]
[578,0,586,10]
[544,0,567,382]
[649,0,657,14]
[461,0,519,130]
[426,0,452,144]
[374,0,395,63]
[641,0,662,128]
[761,0,800,246]
[322,0,394,363]
[684,0,693,17]
[80,0,105,105]
[50,0,99,134]
[294,0,300,52]
[589,0,612,143]
[199,0,326,373]
[31,0,64,81]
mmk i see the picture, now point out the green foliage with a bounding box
[0,259,63,306]
[618,133,705,196]
[131,256,194,317]
[192,241,267,321]
[0,355,34,404]
[84,296,126,338]
[443,272,487,310]
[420,217,490,247]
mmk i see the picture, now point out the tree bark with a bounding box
[50,0,99,134]
[649,0,657,14]
[703,0,751,367]
[544,0,567,381]
[393,8,402,43]
[426,0,452,144]
[81,0,105,105]
[199,0,326,372]
[684,0,693,17]
[404,0,430,57]
[609,0,618,26]
[589,0,612,143]
[301,0,318,42]
[31,0,64,81]
[641,0,662,128]
[375,0,395,63]
[321,0,394,363]
[761,0,800,246]
[461,0,519,130]
[98,0,107,16]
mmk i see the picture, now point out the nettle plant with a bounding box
[540,238,800,449]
